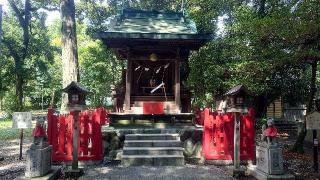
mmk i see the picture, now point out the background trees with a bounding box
[0,0,318,122]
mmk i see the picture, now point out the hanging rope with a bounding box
[133,61,171,101]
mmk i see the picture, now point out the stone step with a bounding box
[124,140,181,147]
[121,155,185,166]
[123,147,184,155]
[125,134,180,140]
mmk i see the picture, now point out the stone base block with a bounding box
[25,145,52,178]
[248,165,295,180]
[256,145,284,175]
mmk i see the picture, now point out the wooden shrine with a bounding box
[97,9,212,114]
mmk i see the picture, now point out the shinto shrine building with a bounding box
[97,8,212,115]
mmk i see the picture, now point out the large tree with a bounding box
[60,0,80,111]
[2,0,56,111]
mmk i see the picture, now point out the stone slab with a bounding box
[16,167,61,180]
[123,147,183,155]
[248,165,295,180]
[125,134,179,140]
[124,140,181,147]
[122,155,185,166]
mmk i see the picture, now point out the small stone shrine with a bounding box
[256,118,284,175]
[248,118,294,179]
[25,120,53,178]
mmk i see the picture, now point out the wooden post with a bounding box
[234,112,240,169]
[175,49,181,112]
[124,49,132,111]
[232,111,245,178]
[19,129,23,160]
[313,130,318,172]
[72,111,79,170]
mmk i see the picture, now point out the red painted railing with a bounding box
[47,108,106,162]
[202,108,255,161]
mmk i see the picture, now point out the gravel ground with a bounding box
[79,164,234,180]
[1,133,319,180]
[0,138,32,180]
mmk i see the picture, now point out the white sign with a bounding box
[12,112,32,129]
[306,111,320,130]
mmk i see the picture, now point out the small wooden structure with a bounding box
[225,85,248,111]
[62,81,90,110]
[97,9,212,114]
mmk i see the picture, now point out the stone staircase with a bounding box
[122,133,185,166]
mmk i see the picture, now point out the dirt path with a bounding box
[0,138,32,180]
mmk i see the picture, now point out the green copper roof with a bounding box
[106,9,198,34]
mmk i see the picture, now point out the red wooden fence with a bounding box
[47,108,107,162]
[202,108,255,161]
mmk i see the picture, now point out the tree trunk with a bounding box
[292,61,317,153]
[258,0,266,17]
[50,91,55,108]
[60,0,80,112]
[16,72,23,111]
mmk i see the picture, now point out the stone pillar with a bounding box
[175,50,181,112]
[25,145,52,177]
[124,58,132,111]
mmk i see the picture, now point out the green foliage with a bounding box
[255,118,267,130]
[1,90,20,113]
[0,119,32,140]
[0,0,319,119]
[77,24,122,107]
[1,1,59,111]
[188,0,319,110]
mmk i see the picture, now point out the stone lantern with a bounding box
[224,85,248,177]
[62,81,89,172]
[62,81,90,111]
[225,85,248,113]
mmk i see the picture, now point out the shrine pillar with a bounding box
[175,49,181,112]
[124,51,132,111]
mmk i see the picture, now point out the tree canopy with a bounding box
[0,0,318,115]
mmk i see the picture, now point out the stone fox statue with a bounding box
[32,120,47,147]
[261,118,278,144]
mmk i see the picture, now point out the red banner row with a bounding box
[201,108,255,160]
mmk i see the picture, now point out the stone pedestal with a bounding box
[247,143,295,180]
[256,143,284,175]
[25,145,52,178]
